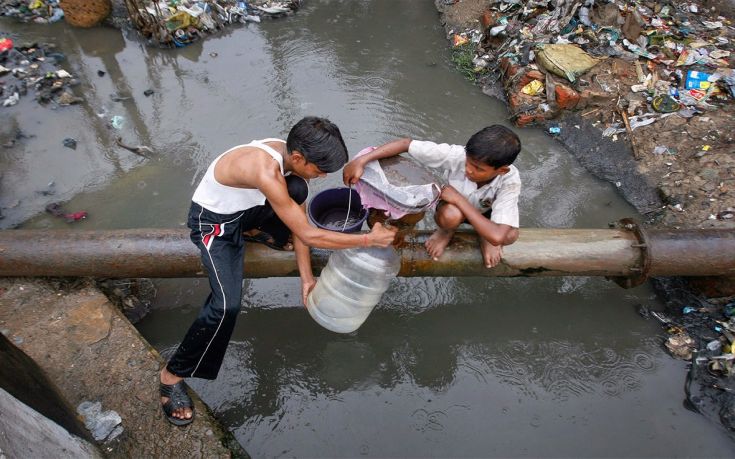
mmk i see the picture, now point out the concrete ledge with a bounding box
[0,387,101,458]
[0,278,247,458]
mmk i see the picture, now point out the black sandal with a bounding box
[160,381,195,426]
[243,231,293,251]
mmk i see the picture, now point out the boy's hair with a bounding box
[465,125,521,168]
[287,116,348,173]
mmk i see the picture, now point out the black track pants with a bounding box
[166,175,307,379]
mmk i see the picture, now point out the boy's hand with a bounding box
[439,185,463,205]
[343,160,365,186]
[367,222,398,247]
[301,276,316,307]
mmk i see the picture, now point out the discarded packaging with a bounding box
[685,70,713,90]
[535,44,601,83]
[111,116,125,130]
[77,401,123,442]
[453,34,469,47]
[652,94,680,113]
[521,79,544,96]
[63,138,77,150]
[0,38,13,52]
[666,332,695,360]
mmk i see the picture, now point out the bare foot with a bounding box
[425,228,455,260]
[160,368,193,421]
[480,238,503,268]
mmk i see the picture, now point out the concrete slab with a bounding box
[0,278,248,458]
[0,387,102,458]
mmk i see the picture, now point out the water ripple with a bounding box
[479,340,658,400]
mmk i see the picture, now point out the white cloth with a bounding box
[192,138,286,214]
[407,140,521,228]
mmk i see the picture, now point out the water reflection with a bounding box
[170,276,655,409]
[183,297,662,446]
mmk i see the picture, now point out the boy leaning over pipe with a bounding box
[343,125,521,268]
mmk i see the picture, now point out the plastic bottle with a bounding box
[307,246,400,333]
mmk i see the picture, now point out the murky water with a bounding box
[3,0,735,456]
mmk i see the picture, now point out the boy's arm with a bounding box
[440,185,516,245]
[343,138,412,185]
[257,168,397,249]
[293,207,316,306]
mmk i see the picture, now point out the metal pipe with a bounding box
[1,227,733,282]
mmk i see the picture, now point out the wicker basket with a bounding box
[60,0,112,28]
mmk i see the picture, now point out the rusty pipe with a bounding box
[0,227,733,281]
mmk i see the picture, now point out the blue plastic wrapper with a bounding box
[685,70,713,90]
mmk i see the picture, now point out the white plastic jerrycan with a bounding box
[307,246,401,333]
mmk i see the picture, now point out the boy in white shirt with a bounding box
[343,125,521,268]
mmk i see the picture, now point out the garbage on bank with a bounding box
[0,39,81,108]
[649,299,735,398]
[449,0,733,128]
[0,0,64,24]
[122,0,302,47]
[0,1,302,46]
[77,400,123,442]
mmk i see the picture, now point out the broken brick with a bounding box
[514,113,546,127]
[555,84,581,110]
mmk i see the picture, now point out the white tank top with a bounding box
[192,138,287,214]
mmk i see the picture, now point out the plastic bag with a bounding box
[536,44,602,82]
[355,147,441,219]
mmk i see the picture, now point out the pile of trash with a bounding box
[0,0,64,24]
[645,278,735,430]
[0,38,82,108]
[123,0,302,47]
[443,0,734,229]
[448,0,734,129]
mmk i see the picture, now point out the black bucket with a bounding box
[307,187,368,233]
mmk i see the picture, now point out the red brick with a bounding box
[500,57,521,81]
[555,84,580,110]
[514,113,546,127]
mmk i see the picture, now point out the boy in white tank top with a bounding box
[159,117,397,426]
